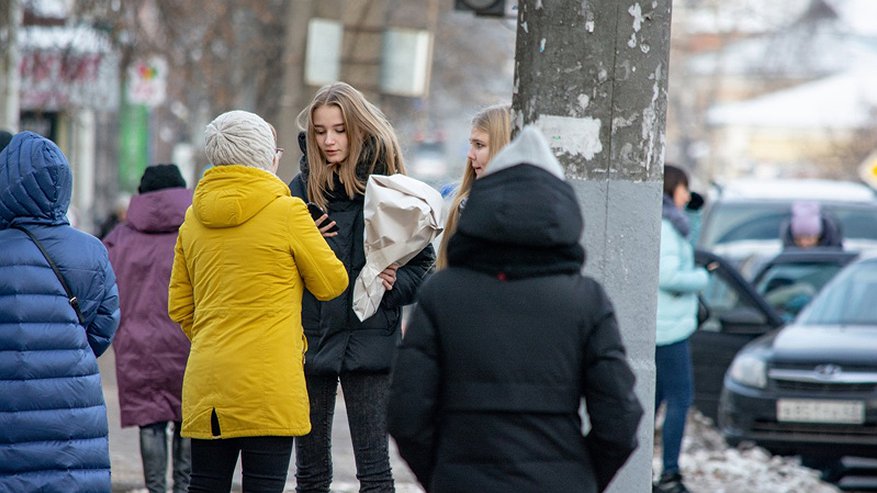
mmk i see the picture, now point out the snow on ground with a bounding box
[655,410,841,493]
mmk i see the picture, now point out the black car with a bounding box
[690,249,861,424]
[718,255,877,461]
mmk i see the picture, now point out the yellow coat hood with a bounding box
[194,165,285,228]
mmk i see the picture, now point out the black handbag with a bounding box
[10,224,86,324]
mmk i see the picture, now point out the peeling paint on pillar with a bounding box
[514,109,524,132]
[513,0,669,182]
[629,3,644,31]
[640,63,664,177]
[536,114,603,161]
[627,3,642,48]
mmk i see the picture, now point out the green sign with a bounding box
[119,85,150,192]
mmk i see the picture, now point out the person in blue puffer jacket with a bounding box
[0,131,120,492]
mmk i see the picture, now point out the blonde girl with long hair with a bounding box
[288,82,435,493]
[435,104,511,269]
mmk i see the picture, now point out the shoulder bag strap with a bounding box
[10,224,86,324]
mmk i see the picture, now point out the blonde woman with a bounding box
[436,104,511,269]
[289,82,435,493]
[169,110,348,492]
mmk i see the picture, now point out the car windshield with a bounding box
[798,260,877,326]
[699,202,877,248]
[754,262,846,321]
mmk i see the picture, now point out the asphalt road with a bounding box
[99,348,422,493]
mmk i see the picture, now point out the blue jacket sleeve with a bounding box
[87,254,120,357]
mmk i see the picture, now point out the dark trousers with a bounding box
[655,338,693,476]
[295,373,395,493]
[139,421,190,493]
[188,436,294,493]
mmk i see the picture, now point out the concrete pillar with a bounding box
[172,142,196,188]
[512,1,672,491]
[73,109,96,232]
[0,0,21,132]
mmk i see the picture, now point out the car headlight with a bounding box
[728,353,767,389]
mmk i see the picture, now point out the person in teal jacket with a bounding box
[654,164,711,493]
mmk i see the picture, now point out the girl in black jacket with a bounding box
[388,127,643,493]
[289,81,435,493]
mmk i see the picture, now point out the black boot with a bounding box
[653,472,690,493]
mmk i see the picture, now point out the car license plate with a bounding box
[777,399,865,424]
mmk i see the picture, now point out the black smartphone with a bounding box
[306,202,339,233]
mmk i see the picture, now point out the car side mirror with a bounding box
[719,306,768,334]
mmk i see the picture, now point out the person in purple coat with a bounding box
[104,164,193,493]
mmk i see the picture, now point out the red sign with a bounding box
[20,50,118,111]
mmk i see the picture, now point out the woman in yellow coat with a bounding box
[169,110,348,493]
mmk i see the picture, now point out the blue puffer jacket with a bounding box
[0,132,120,492]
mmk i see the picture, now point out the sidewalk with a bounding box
[99,348,422,493]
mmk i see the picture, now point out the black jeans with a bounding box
[295,373,395,493]
[188,436,294,493]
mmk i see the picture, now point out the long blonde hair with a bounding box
[297,82,406,210]
[436,104,511,269]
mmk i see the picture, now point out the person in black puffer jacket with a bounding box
[289,82,435,493]
[388,126,643,493]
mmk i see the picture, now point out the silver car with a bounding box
[698,178,877,278]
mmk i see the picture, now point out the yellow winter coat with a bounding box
[169,165,348,439]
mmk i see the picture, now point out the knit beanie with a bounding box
[790,201,823,238]
[204,110,275,171]
[138,163,187,193]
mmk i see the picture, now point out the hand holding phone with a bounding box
[306,202,339,235]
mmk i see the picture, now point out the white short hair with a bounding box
[204,110,275,170]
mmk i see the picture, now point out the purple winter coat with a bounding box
[104,187,193,428]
